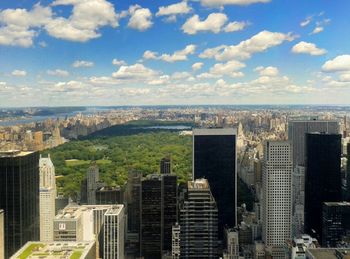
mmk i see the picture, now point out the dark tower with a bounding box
[193,128,236,239]
[0,151,40,258]
[304,133,342,243]
[160,157,171,175]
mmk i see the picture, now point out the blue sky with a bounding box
[0,0,349,106]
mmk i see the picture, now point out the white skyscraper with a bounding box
[103,205,125,259]
[39,154,56,242]
[262,141,292,259]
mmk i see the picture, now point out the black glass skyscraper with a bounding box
[193,128,236,239]
[0,151,40,258]
[304,133,342,243]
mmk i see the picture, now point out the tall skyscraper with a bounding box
[39,154,56,242]
[141,175,162,259]
[193,128,236,239]
[87,163,99,204]
[288,119,339,167]
[262,141,292,258]
[0,210,4,259]
[103,205,125,259]
[180,179,218,259]
[0,151,40,258]
[304,133,342,243]
[322,202,350,247]
[160,157,171,174]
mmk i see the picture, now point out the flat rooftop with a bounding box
[55,207,82,220]
[307,248,350,259]
[193,127,237,136]
[188,178,209,189]
[105,205,124,215]
[10,241,95,259]
[0,150,34,157]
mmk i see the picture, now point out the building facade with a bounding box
[0,210,4,259]
[262,141,292,258]
[0,151,40,258]
[193,128,237,239]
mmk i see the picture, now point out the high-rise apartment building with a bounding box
[0,150,40,258]
[103,205,125,259]
[262,141,292,258]
[180,179,218,258]
[322,202,350,247]
[39,154,56,242]
[193,128,236,239]
[0,210,4,259]
[288,119,339,167]
[304,133,342,243]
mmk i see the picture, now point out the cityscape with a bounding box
[1,0,350,259]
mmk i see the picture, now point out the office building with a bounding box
[103,205,125,259]
[39,154,56,242]
[262,141,292,259]
[288,119,339,167]
[160,157,171,174]
[0,210,4,259]
[304,133,342,242]
[322,202,350,247]
[180,179,218,258]
[96,186,123,205]
[292,165,306,238]
[10,241,96,259]
[54,206,84,241]
[0,150,40,258]
[223,229,239,259]
[172,223,180,259]
[55,195,69,214]
[87,163,99,204]
[193,128,237,239]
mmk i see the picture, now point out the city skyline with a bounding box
[0,0,349,106]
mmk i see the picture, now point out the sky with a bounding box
[0,0,350,106]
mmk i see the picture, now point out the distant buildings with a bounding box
[10,241,96,259]
[39,154,56,242]
[103,205,125,259]
[262,141,292,258]
[322,202,350,247]
[179,179,218,258]
[0,150,40,258]
[193,128,237,239]
[304,133,342,242]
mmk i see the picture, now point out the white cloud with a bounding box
[156,2,192,17]
[11,70,27,76]
[209,60,246,77]
[322,55,350,72]
[192,62,204,71]
[199,0,271,7]
[112,63,159,80]
[127,5,153,31]
[254,66,279,76]
[182,13,228,34]
[291,41,327,56]
[310,26,323,35]
[143,44,196,62]
[224,21,248,32]
[47,0,118,42]
[300,16,312,27]
[39,41,47,47]
[47,69,69,77]
[112,59,127,66]
[72,60,94,68]
[199,30,296,61]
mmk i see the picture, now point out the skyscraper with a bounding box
[262,141,292,258]
[288,119,339,167]
[39,154,56,242]
[292,165,305,238]
[160,157,171,174]
[172,223,180,259]
[0,210,4,259]
[322,202,350,247]
[304,133,342,243]
[0,151,40,258]
[103,205,125,259]
[180,179,218,259]
[193,128,236,239]
[87,163,99,204]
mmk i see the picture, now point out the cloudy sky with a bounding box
[0,0,349,106]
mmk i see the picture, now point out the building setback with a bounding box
[304,133,342,243]
[180,179,218,259]
[193,128,237,239]
[0,151,40,258]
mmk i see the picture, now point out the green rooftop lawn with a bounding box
[18,243,45,259]
[70,251,82,259]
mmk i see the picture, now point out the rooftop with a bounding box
[10,241,95,259]
[55,207,82,220]
[324,201,350,206]
[0,150,34,157]
[193,127,237,136]
[307,248,350,259]
[105,205,124,215]
[188,178,209,189]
